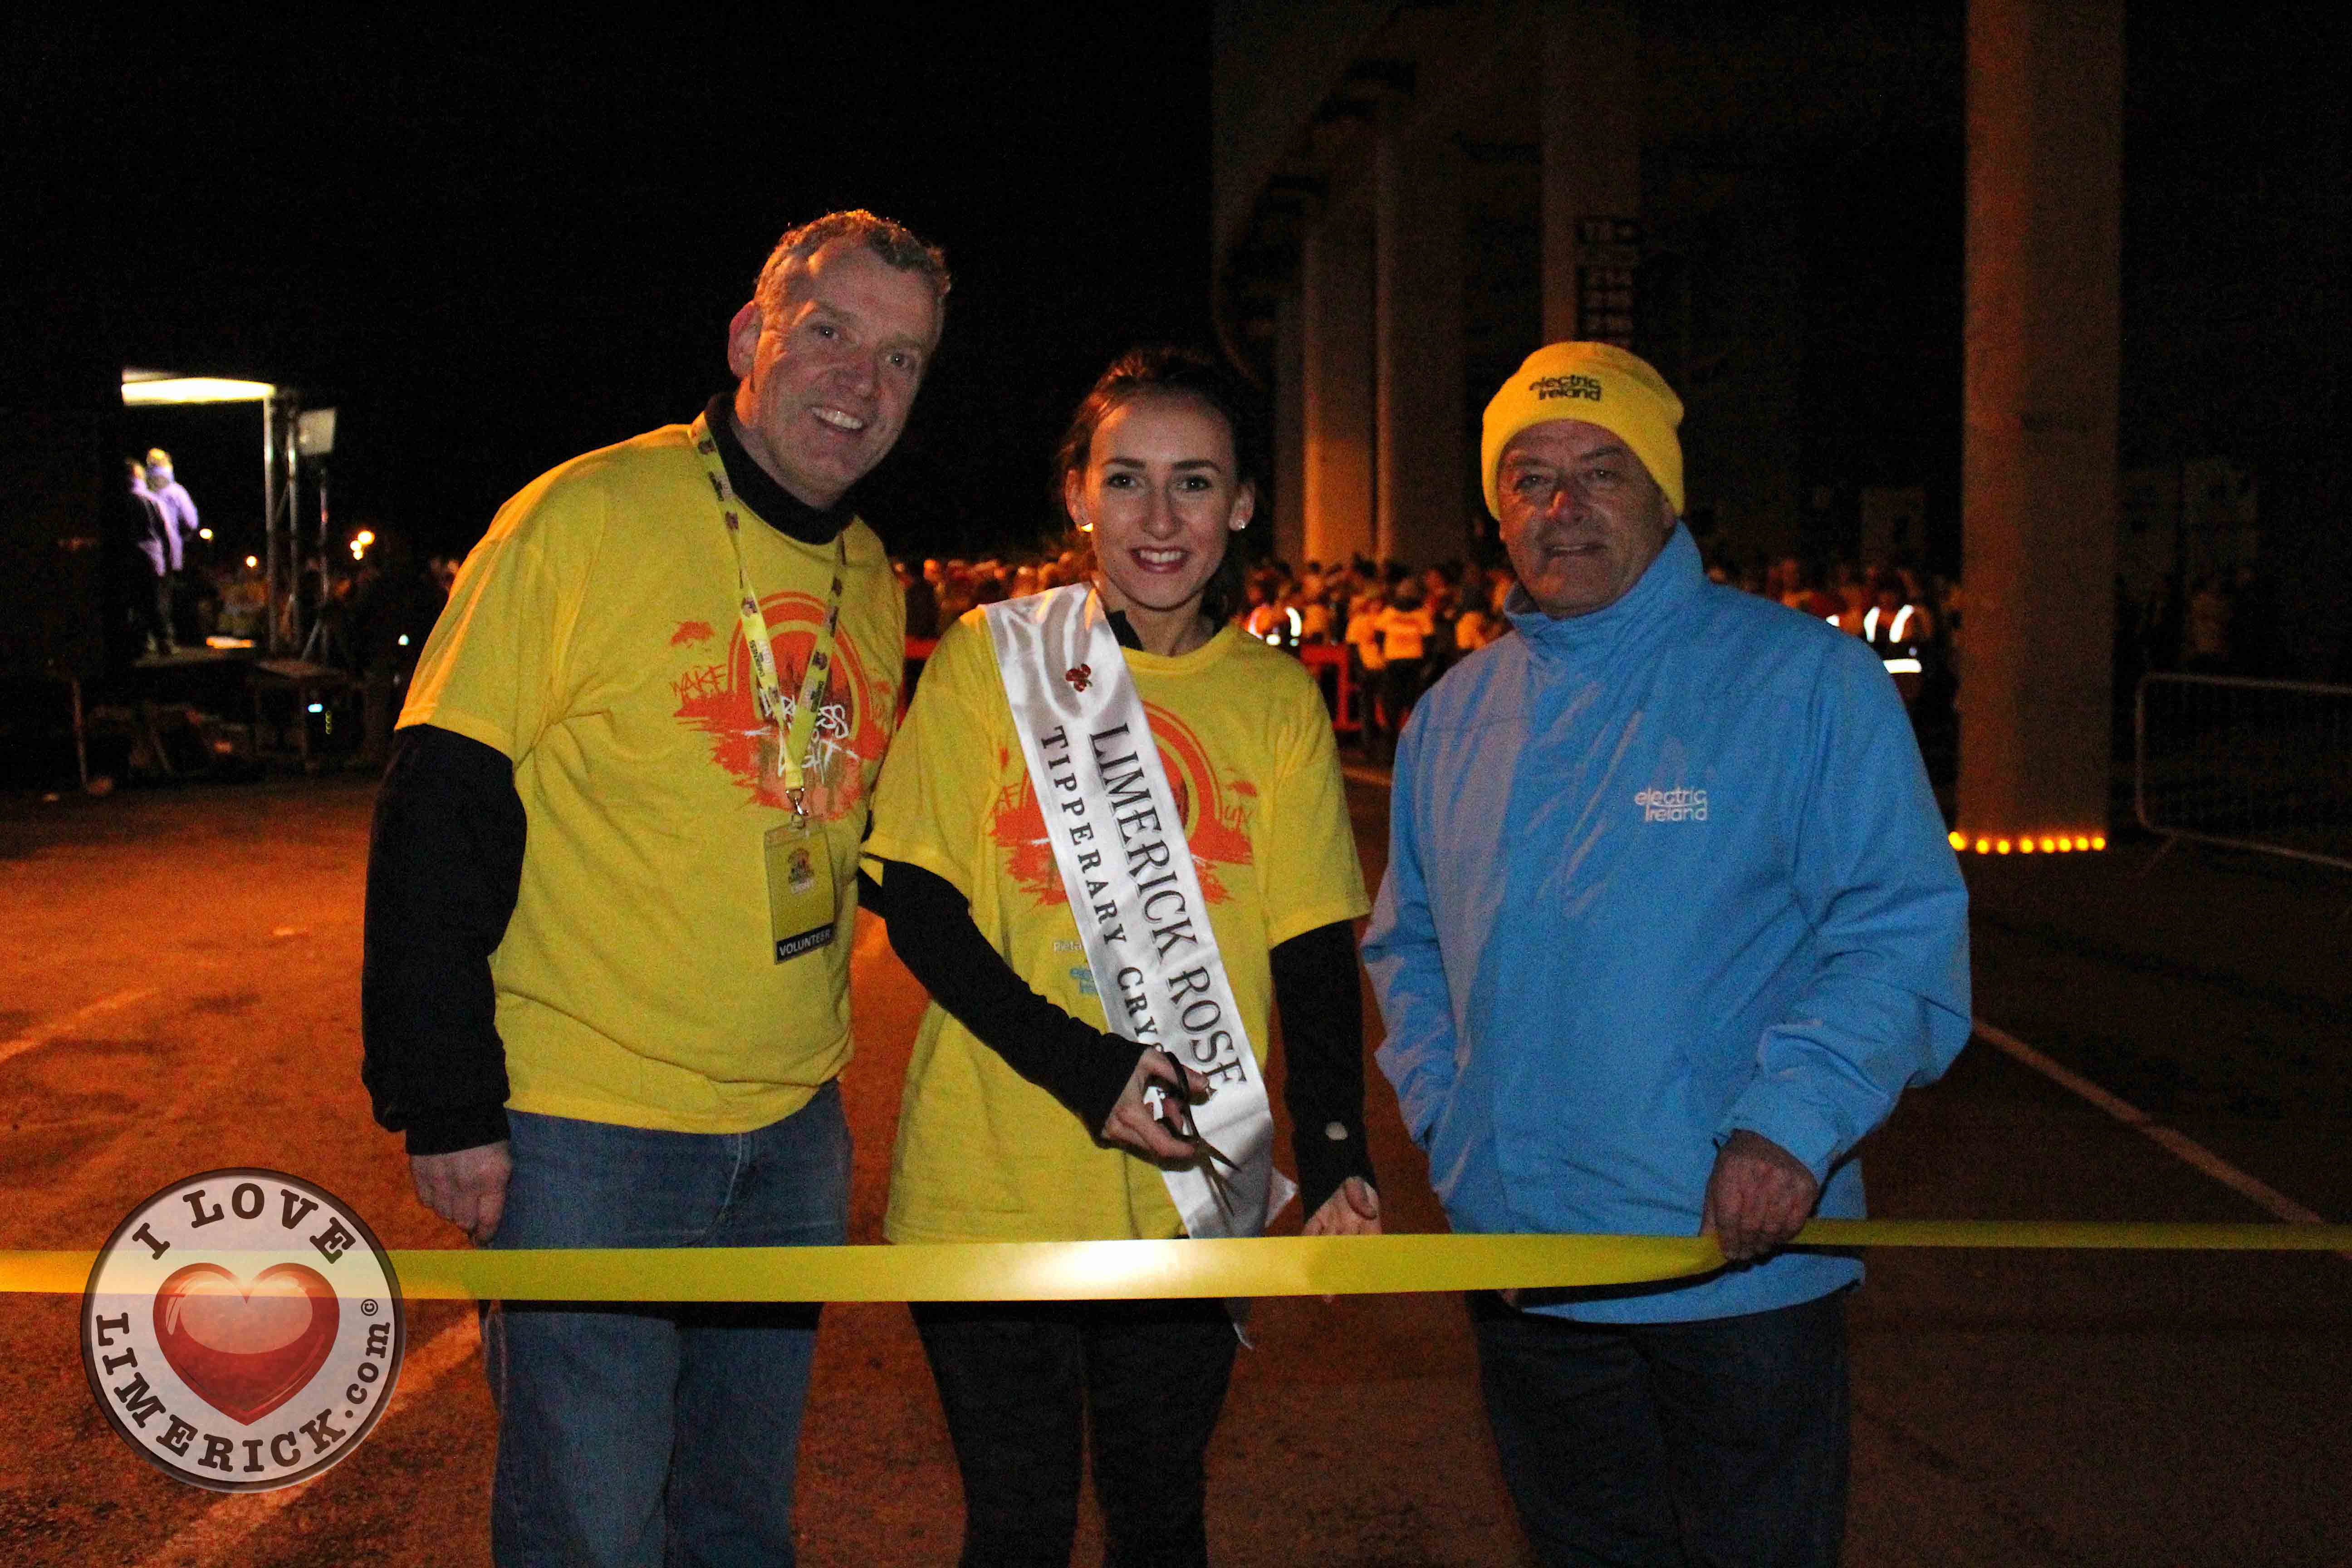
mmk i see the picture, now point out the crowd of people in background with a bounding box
[890,542,1970,771]
[157,524,1971,775]
[122,481,2269,793]
[897,549,1521,761]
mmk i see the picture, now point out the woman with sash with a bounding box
[864,345,1380,1568]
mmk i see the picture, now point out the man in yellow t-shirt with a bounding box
[361,210,945,1567]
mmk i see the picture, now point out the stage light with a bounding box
[1975,838,1990,854]
[244,555,259,569]
[1995,839,2012,853]
[197,528,213,541]
[120,372,279,405]
[2019,838,2035,853]
[2091,835,2106,850]
[1948,831,1965,850]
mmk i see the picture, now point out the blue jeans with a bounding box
[483,1085,850,1568]
[1471,1289,1850,1568]
[911,1298,1238,1568]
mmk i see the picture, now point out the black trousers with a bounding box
[912,1298,1238,1568]
[1378,657,1426,750]
[137,570,174,652]
[1471,1289,1851,1568]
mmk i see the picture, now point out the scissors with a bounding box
[1140,1048,1240,1225]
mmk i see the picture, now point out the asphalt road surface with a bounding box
[1,773,2345,1566]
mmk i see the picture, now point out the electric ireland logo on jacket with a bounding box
[1635,786,1709,823]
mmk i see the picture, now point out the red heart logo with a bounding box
[153,1263,340,1426]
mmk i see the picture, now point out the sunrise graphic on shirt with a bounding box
[671,591,892,821]
[989,701,1255,908]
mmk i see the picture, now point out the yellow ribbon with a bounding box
[12,1221,2351,1302]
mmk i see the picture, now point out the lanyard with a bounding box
[691,414,847,825]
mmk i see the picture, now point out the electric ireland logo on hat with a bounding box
[1529,372,1605,402]
[80,1169,405,1491]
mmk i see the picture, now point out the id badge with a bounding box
[764,821,838,963]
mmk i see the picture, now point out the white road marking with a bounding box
[137,1312,482,1568]
[1973,1018,2342,1247]
[0,987,160,1068]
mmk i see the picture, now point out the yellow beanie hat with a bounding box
[1480,342,1685,519]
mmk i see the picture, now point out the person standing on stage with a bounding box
[144,448,199,559]
[122,459,176,657]
[143,449,198,646]
[865,345,1380,1568]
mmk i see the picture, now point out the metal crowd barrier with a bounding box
[2134,672,2352,872]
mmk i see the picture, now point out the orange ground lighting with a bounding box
[1953,832,2108,855]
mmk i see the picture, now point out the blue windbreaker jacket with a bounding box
[1366,527,1970,1322]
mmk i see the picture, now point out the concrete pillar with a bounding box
[1375,119,1467,566]
[1272,289,1307,570]
[1540,1,1641,345]
[1302,212,1377,569]
[1959,0,2122,846]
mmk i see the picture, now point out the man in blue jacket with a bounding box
[1364,341,1970,1567]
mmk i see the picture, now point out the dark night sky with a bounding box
[5,6,2343,626]
[6,12,1215,564]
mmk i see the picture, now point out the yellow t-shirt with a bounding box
[1375,603,1434,662]
[866,613,1370,1243]
[398,421,904,1132]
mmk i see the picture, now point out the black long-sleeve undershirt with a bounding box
[1266,919,1379,1215]
[874,858,1376,1220]
[361,723,525,1156]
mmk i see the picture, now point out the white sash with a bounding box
[984,584,1295,1239]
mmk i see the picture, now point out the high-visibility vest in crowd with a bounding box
[1863,603,1927,678]
[1254,605,1303,652]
